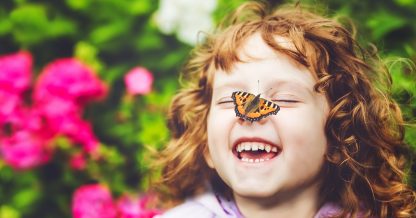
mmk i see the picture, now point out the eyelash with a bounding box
[218,100,233,104]
[218,99,298,104]
[272,99,299,103]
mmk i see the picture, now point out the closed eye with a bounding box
[218,100,234,104]
[217,97,234,105]
[272,99,299,103]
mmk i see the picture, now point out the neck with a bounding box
[234,182,322,218]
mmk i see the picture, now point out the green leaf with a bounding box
[54,136,73,151]
[74,41,104,73]
[102,65,127,84]
[394,0,416,7]
[9,4,76,45]
[13,0,26,5]
[389,57,416,93]
[65,0,91,10]
[12,187,40,209]
[9,4,49,45]
[47,18,77,37]
[0,205,20,218]
[405,126,416,149]
[129,0,153,15]
[135,26,165,52]
[404,44,416,57]
[97,144,125,166]
[0,9,11,35]
[145,78,178,107]
[89,21,130,45]
[366,10,406,40]
[158,47,190,71]
[138,112,169,147]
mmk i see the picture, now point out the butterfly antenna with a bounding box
[257,84,273,96]
[256,80,273,96]
[257,80,260,93]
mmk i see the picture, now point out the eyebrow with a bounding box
[271,80,313,96]
[213,82,245,91]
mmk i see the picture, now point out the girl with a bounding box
[154,1,416,217]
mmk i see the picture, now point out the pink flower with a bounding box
[58,116,99,154]
[0,51,32,125]
[2,107,46,135]
[0,130,52,170]
[0,107,55,171]
[30,97,99,153]
[0,90,22,125]
[72,184,117,218]
[0,55,104,170]
[124,67,153,95]
[34,58,107,106]
[0,51,32,94]
[117,194,161,218]
[31,58,105,154]
[69,152,87,170]
[31,98,81,138]
[34,97,81,119]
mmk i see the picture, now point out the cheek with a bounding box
[207,104,237,131]
[277,107,327,161]
[206,107,235,161]
[207,108,232,139]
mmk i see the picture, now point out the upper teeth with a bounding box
[236,142,278,153]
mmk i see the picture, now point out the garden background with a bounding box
[0,0,415,217]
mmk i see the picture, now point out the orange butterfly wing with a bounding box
[245,111,262,119]
[258,98,280,116]
[233,91,254,106]
[232,91,254,118]
[237,105,246,116]
[232,91,280,122]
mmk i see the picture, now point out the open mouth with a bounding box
[233,139,281,163]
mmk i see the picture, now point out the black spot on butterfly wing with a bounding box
[232,91,279,122]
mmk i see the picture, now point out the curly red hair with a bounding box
[155,1,416,217]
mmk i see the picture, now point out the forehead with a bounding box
[211,33,316,90]
[238,33,297,60]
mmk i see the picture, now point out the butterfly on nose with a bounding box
[231,91,280,122]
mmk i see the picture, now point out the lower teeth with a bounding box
[241,158,269,162]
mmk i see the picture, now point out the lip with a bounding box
[232,137,282,155]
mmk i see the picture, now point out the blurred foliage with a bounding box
[0,0,415,217]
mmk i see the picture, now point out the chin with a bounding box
[233,186,278,199]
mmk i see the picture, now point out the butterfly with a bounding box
[231,91,280,122]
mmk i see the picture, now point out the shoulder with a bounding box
[314,202,342,218]
[314,202,376,218]
[155,200,214,218]
[155,192,239,218]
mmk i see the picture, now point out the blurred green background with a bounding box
[0,0,415,217]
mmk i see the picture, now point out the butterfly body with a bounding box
[244,93,261,113]
[231,91,280,122]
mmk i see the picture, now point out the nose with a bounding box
[237,116,269,126]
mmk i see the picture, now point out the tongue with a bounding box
[239,150,276,160]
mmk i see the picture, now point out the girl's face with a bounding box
[205,34,329,203]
